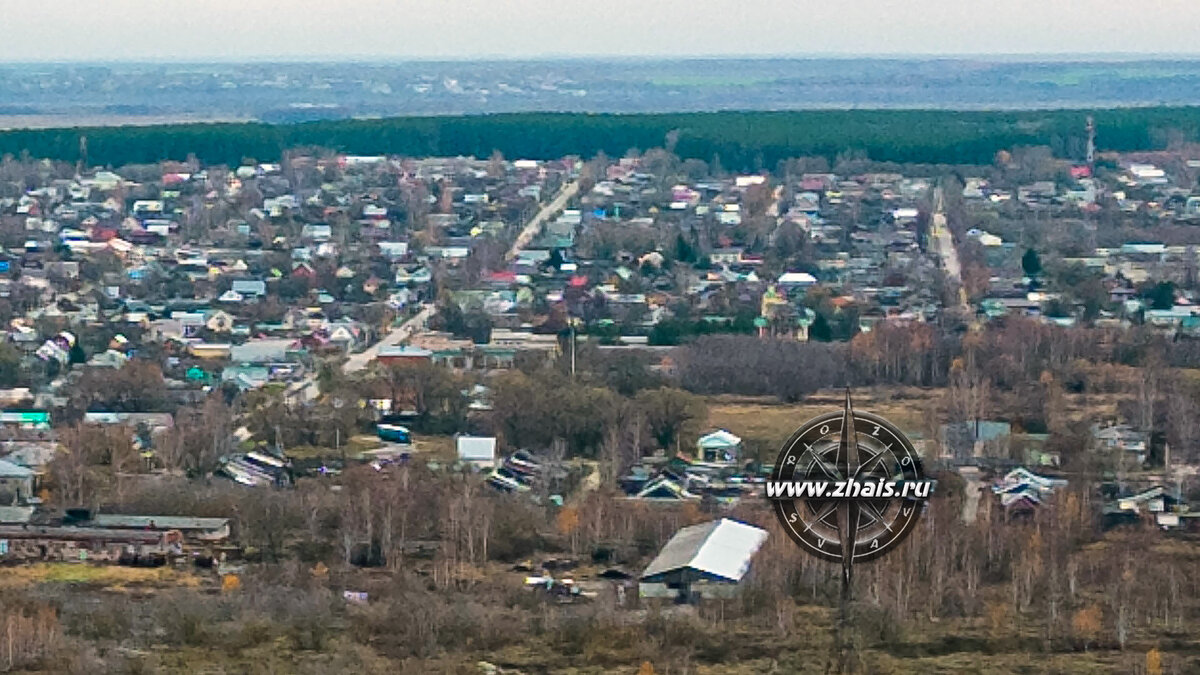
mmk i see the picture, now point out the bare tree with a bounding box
[1165,376,1198,465]
[1138,359,1162,437]
[162,395,234,477]
[946,356,989,427]
[50,423,137,508]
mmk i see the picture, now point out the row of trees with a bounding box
[675,335,848,402]
[669,316,1200,394]
[489,369,706,459]
[6,107,1200,169]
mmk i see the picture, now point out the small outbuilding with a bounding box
[456,436,498,469]
[0,459,35,503]
[696,429,742,464]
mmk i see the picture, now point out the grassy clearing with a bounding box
[412,435,456,463]
[137,639,400,674]
[287,435,384,460]
[289,434,457,464]
[0,562,202,590]
[705,383,1141,458]
[705,387,942,460]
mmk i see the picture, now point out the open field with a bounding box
[705,382,1138,462]
[412,434,457,462]
[0,562,204,590]
[705,387,944,462]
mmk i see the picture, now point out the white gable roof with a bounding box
[697,429,742,450]
[641,518,767,583]
[778,272,817,285]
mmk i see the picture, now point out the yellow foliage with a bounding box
[1072,604,1102,642]
[985,600,1011,638]
[1147,647,1163,675]
[555,506,580,536]
[637,662,656,675]
[221,574,241,592]
[1024,531,1043,569]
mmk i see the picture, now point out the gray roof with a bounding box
[231,279,267,296]
[84,412,174,429]
[515,249,551,262]
[1,443,58,468]
[89,514,229,532]
[230,339,295,364]
[641,518,767,583]
[0,458,34,478]
[0,525,162,544]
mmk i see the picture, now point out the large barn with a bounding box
[639,518,768,601]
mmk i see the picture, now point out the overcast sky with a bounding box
[4,0,1200,62]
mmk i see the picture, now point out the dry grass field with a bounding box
[704,383,1137,463]
[0,562,204,590]
[704,387,944,462]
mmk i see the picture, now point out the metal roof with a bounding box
[697,430,742,450]
[641,518,767,583]
[89,515,229,532]
[0,525,162,544]
[230,339,296,364]
[378,345,433,358]
[456,436,496,462]
[0,458,34,478]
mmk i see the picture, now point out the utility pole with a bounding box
[77,135,87,177]
[826,388,860,675]
[1086,115,1096,168]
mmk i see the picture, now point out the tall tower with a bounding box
[1085,116,1096,167]
[76,135,88,176]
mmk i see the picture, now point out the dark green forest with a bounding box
[3,107,1200,169]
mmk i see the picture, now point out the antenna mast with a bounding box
[1085,116,1096,168]
[77,135,88,176]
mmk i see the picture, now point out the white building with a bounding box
[456,436,497,469]
[640,518,768,601]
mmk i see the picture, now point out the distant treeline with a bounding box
[3,108,1200,169]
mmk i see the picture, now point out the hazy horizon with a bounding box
[5,0,1200,62]
[8,53,1200,66]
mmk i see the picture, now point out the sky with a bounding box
[4,0,1200,62]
